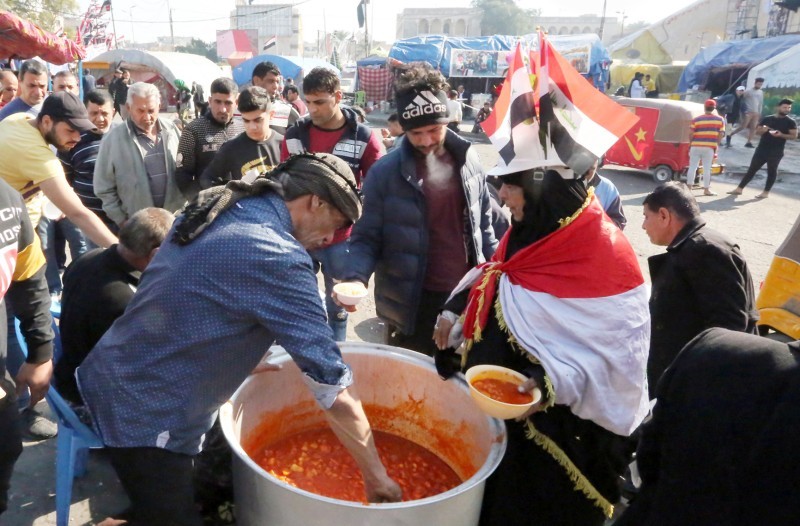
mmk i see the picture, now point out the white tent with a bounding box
[747,43,800,90]
[84,49,225,109]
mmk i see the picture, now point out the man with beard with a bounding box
[175,78,244,200]
[0,92,118,245]
[336,62,497,356]
[728,98,797,199]
[0,92,117,438]
[251,61,300,135]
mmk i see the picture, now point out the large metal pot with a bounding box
[220,342,506,526]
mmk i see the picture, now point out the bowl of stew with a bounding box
[465,365,541,420]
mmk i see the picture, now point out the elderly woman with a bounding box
[434,167,650,525]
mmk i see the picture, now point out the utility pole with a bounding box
[167,0,175,50]
[599,0,607,40]
[364,0,369,58]
[616,10,627,38]
[110,3,119,48]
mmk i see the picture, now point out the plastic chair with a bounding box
[15,318,103,526]
[354,90,367,107]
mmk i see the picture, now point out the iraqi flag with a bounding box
[482,44,553,174]
[451,197,651,436]
[263,35,277,51]
[537,32,640,175]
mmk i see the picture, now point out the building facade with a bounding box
[396,8,483,39]
[230,1,302,57]
[396,9,621,44]
[538,15,621,45]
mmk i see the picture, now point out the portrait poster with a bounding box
[450,49,505,78]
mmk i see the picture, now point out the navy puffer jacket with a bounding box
[345,129,498,335]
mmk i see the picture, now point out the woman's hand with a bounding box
[514,377,547,421]
[433,315,455,350]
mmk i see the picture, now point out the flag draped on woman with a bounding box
[451,196,651,436]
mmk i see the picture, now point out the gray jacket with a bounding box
[93,118,184,225]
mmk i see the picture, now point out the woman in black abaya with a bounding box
[434,169,636,526]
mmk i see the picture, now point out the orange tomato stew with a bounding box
[250,427,462,502]
[472,378,533,405]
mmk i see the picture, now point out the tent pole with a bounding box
[78,60,84,100]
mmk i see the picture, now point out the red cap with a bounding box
[704,99,716,108]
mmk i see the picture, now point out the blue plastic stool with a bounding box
[15,317,103,526]
[46,386,103,526]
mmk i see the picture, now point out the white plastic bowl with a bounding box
[465,365,541,420]
[332,282,368,306]
[42,198,63,221]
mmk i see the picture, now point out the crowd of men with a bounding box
[0,57,796,526]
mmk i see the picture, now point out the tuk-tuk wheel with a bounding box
[652,165,674,183]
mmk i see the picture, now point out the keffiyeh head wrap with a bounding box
[172,153,362,245]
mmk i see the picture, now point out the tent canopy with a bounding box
[232,54,339,86]
[389,34,611,82]
[0,10,84,64]
[608,29,672,66]
[748,43,800,90]
[85,49,223,96]
[678,34,800,92]
[357,55,388,67]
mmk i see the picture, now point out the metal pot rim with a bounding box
[221,342,507,508]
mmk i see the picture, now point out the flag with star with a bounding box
[604,106,659,168]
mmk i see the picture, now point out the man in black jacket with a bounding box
[338,63,497,356]
[642,182,757,386]
[0,179,54,516]
[55,208,174,405]
[616,328,800,526]
[175,78,244,200]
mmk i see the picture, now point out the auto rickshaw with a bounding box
[603,98,725,183]
[757,212,800,341]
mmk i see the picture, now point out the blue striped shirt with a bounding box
[58,131,111,224]
[77,192,352,454]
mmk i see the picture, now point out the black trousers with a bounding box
[386,289,451,358]
[106,446,203,526]
[0,378,22,516]
[738,152,782,192]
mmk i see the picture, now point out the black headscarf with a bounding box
[501,169,589,259]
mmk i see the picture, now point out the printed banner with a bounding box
[450,49,504,78]
[556,43,592,75]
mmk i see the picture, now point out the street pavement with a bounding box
[4,117,800,525]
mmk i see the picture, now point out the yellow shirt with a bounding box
[644,79,656,92]
[0,113,65,225]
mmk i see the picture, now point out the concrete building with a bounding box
[396,8,621,45]
[230,1,302,57]
[538,14,621,45]
[396,8,483,39]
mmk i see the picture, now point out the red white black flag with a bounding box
[483,35,638,175]
[262,35,277,51]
